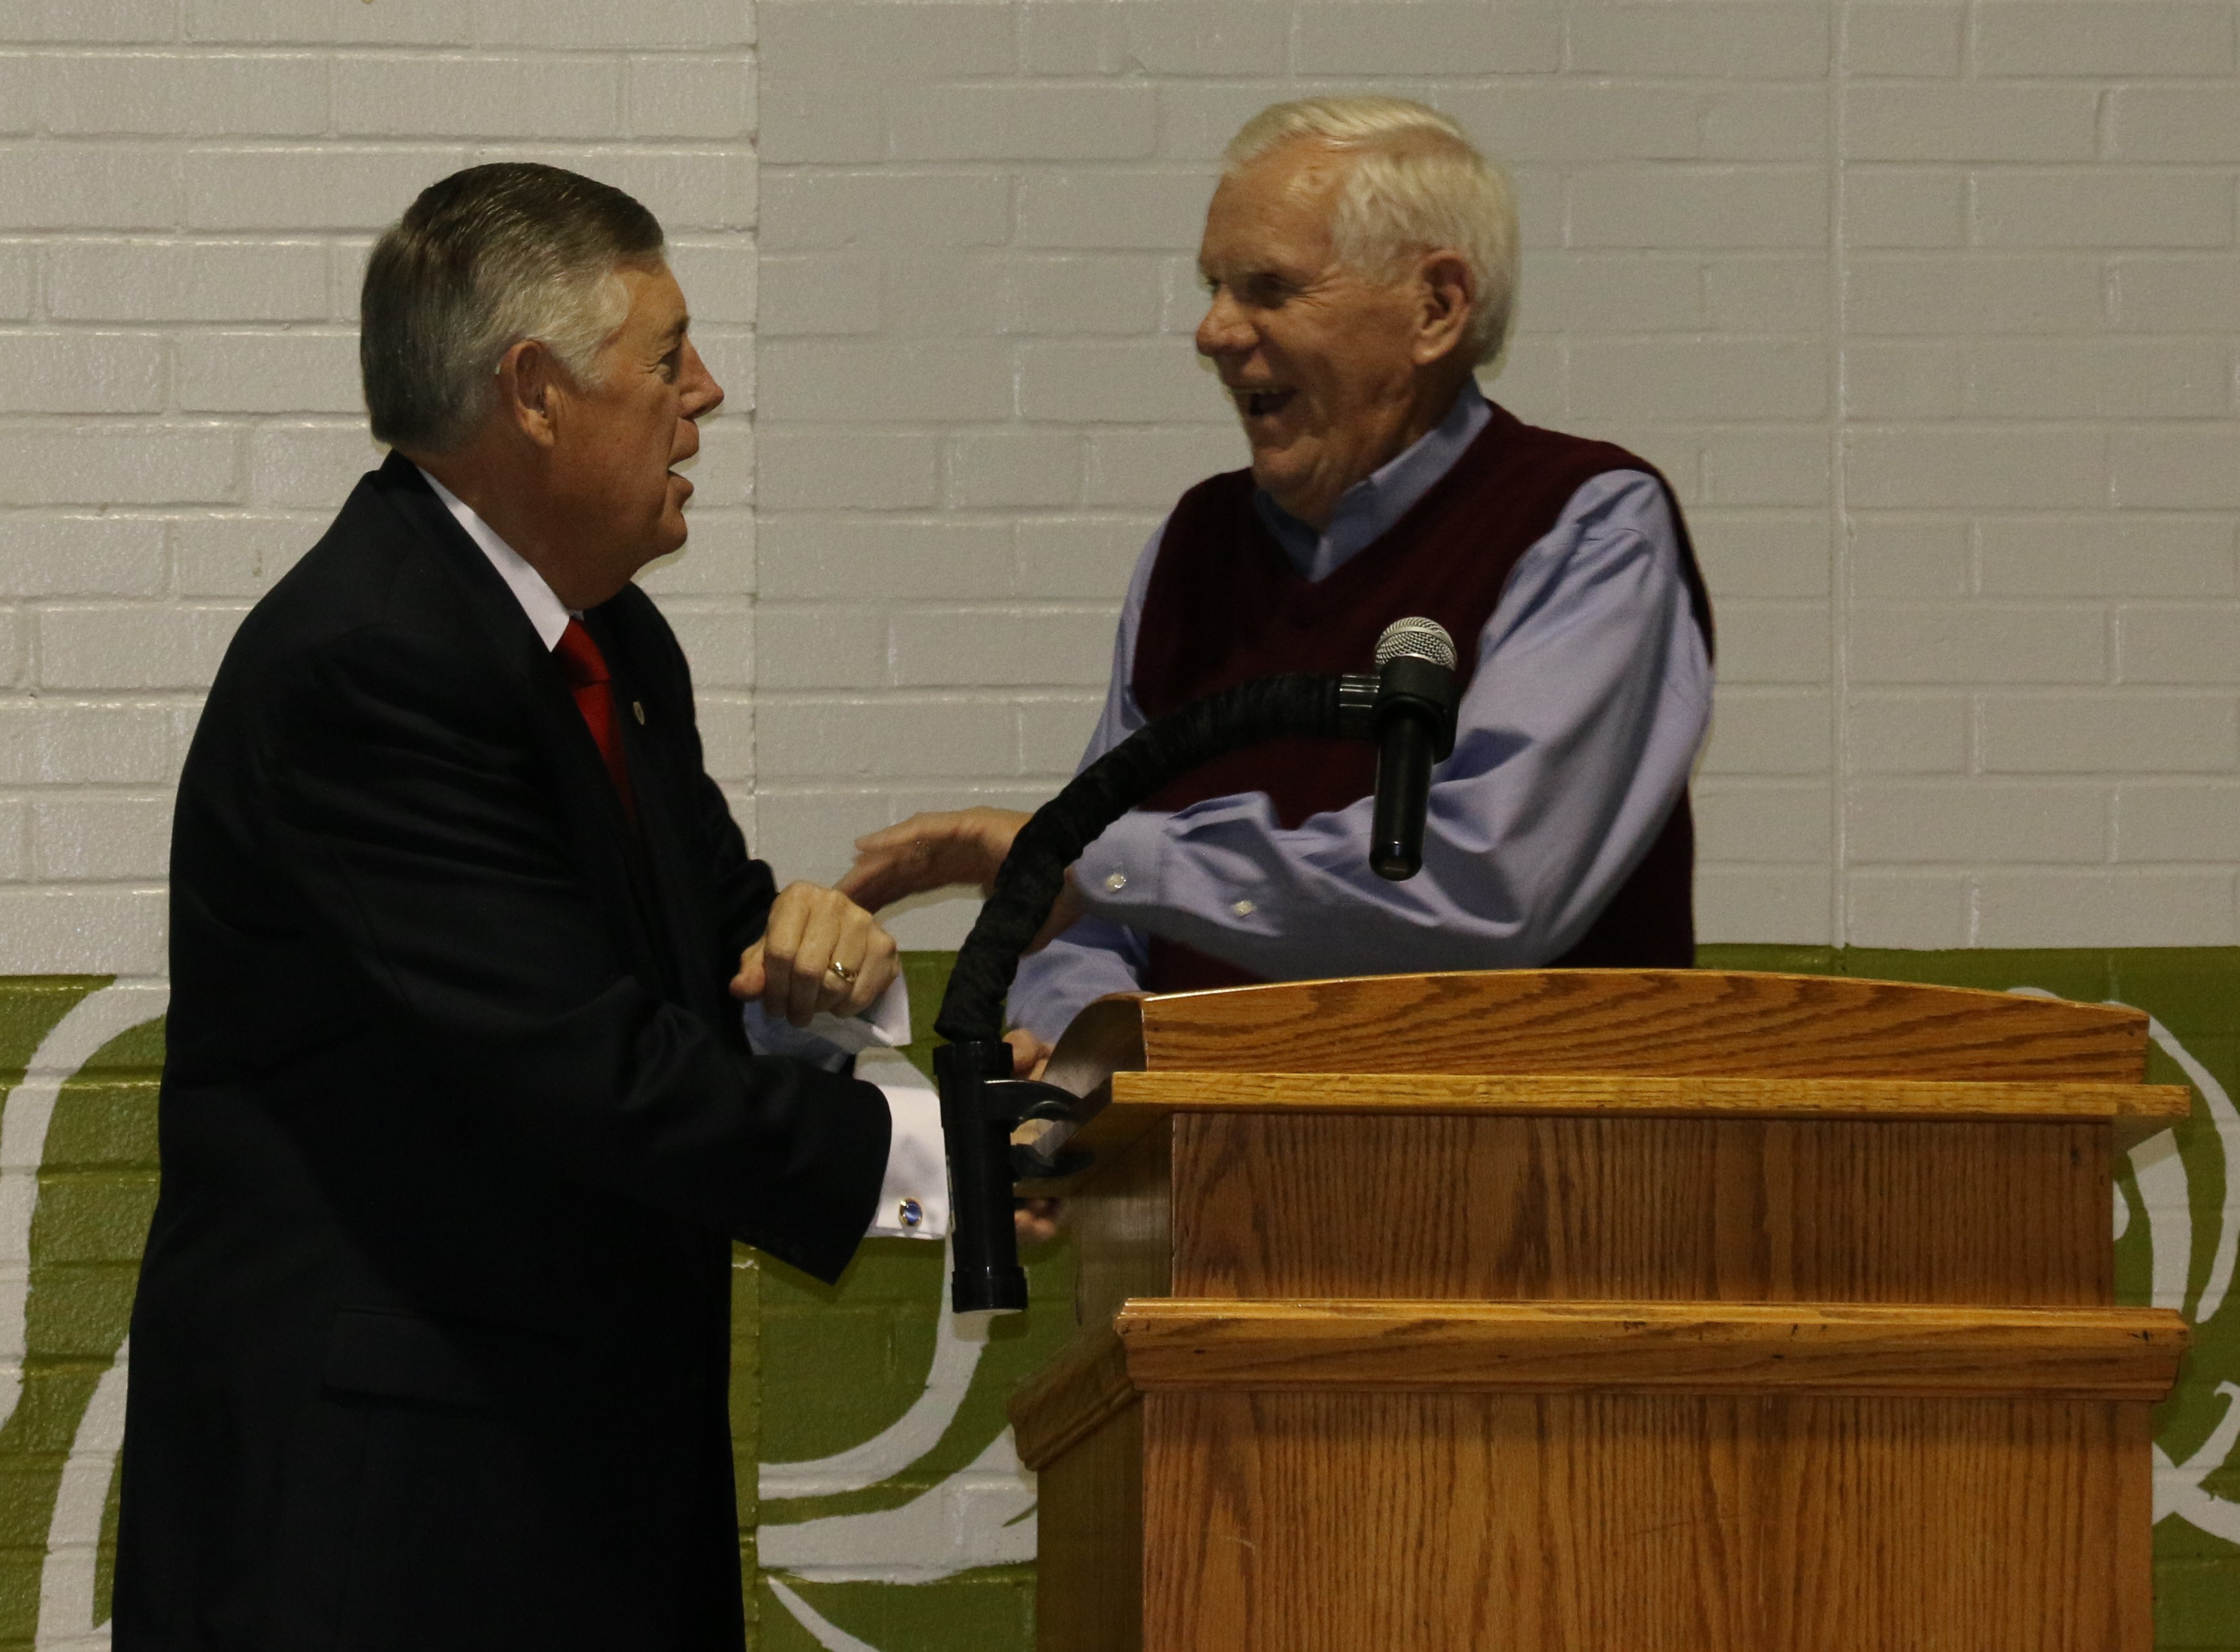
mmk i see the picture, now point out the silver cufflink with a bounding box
[897,1198,923,1229]
[1103,871,1127,892]
[1231,899,1255,916]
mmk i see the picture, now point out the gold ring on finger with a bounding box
[826,959,857,986]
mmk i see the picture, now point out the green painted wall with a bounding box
[0,950,2233,1647]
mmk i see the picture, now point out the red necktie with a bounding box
[554,619,637,822]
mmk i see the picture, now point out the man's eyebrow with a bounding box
[657,313,690,346]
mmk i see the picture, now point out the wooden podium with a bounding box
[1006,970,2192,1652]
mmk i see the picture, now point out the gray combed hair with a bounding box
[1225,98,1520,366]
[360,163,666,453]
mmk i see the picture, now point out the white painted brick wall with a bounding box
[0,3,756,974]
[758,0,2240,953]
[7,0,2240,972]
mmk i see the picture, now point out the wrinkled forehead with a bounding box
[614,259,689,338]
[1200,142,1352,269]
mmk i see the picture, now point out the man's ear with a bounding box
[1412,249,1474,367]
[494,338,562,451]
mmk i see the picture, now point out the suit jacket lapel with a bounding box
[582,606,714,1019]
[366,456,674,988]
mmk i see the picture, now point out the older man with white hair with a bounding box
[846,97,1714,1074]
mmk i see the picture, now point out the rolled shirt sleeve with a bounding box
[1009,467,1712,1042]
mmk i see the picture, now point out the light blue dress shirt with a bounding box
[1005,383,1715,1044]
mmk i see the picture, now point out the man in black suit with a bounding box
[115,164,919,1649]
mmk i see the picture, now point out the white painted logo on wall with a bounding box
[4,982,169,1651]
[2133,1015,2240,1542]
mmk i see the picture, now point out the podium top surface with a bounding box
[1042,969,2151,1099]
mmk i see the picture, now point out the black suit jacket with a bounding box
[114,454,890,1651]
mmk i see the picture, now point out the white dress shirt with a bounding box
[419,468,947,1243]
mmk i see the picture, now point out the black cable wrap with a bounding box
[934,672,1339,1044]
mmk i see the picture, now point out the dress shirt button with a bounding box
[897,1198,923,1229]
[1103,871,1127,893]
[1231,899,1256,916]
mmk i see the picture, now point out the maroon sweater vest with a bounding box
[1131,401,1714,994]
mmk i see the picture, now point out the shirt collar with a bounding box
[416,465,575,652]
[1252,381,1492,584]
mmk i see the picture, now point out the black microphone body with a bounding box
[1371,702,1437,879]
[1368,634,1461,880]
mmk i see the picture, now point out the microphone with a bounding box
[1368,617,1460,880]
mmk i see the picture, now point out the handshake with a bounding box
[731,805,1062,1081]
[731,806,1067,1246]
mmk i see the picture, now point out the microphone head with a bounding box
[1374,616,1457,673]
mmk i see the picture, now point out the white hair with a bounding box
[1225,97,1520,366]
[362,163,666,452]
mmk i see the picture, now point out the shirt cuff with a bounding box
[1074,809,1172,921]
[856,1049,949,1242]
[739,972,913,1069]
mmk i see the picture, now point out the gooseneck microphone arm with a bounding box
[932,623,1459,1314]
[932,672,1360,1316]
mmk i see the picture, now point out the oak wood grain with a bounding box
[2114,1401,2156,1650]
[1077,969,2148,1083]
[1142,1389,2155,1651]
[1011,1321,1133,1472]
[1069,1122,1175,1333]
[1120,1070,2181,1120]
[1034,1397,1144,1652]
[1170,1114,2112,1306]
[1044,993,1147,1101]
[1033,1070,2186,1179]
[1111,1299,2188,1400]
[1024,969,2161,1651]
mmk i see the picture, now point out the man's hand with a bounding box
[842,808,1087,951]
[1004,1026,1052,1081]
[730,882,901,1028]
[1005,1027,1063,1244]
[838,808,1031,911]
